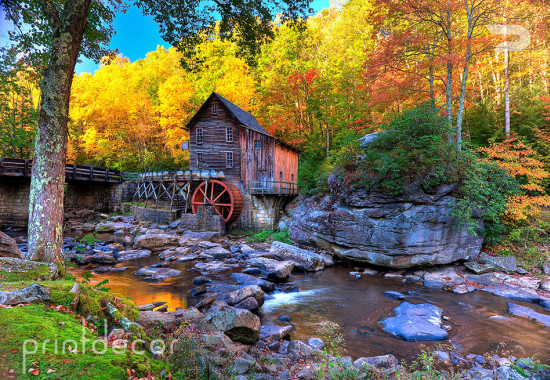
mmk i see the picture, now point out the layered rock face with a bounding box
[288,177,483,268]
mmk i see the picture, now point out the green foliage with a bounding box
[358,103,458,195]
[271,228,292,244]
[248,230,273,243]
[450,152,521,243]
[78,233,100,245]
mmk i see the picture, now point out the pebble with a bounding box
[277,315,292,322]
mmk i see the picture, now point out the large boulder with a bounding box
[0,283,50,305]
[248,257,295,279]
[231,273,275,292]
[135,267,181,281]
[114,249,151,262]
[0,232,23,259]
[199,308,261,344]
[268,241,329,272]
[288,180,483,269]
[133,234,179,251]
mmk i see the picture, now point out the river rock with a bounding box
[260,325,293,341]
[268,241,328,272]
[159,247,193,261]
[481,285,541,303]
[93,266,128,274]
[424,267,463,289]
[384,291,407,300]
[0,257,58,280]
[90,253,116,264]
[543,262,550,275]
[180,230,220,243]
[95,222,134,233]
[288,181,483,268]
[0,283,50,305]
[172,307,204,321]
[478,252,517,273]
[138,301,168,311]
[306,338,326,350]
[231,273,275,292]
[222,285,265,307]
[137,311,176,331]
[249,257,295,279]
[0,232,23,259]
[135,267,181,280]
[464,261,495,274]
[234,297,259,312]
[198,308,261,344]
[541,279,550,292]
[114,249,151,262]
[194,261,232,273]
[133,234,179,251]
[381,302,448,341]
[507,303,550,327]
[202,246,230,260]
[353,354,399,372]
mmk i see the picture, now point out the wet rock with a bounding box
[231,273,275,292]
[193,276,212,285]
[260,325,293,341]
[189,286,207,297]
[114,249,151,262]
[159,247,193,261]
[138,301,167,311]
[198,308,261,344]
[137,311,176,331]
[168,220,181,229]
[278,315,291,322]
[481,285,541,303]
[202,246,230,260]
[353,354,399,373]
[452,284,475,294]
[306,338,326,350]
[507,303,550,327]
[93,266,128,274]
[249,257,295,280]
[223,285,265,307]
[176,254,199,262]
[424,267,463,289]
[543,262,550,275]
[539,279,550,292]
[433,351,450,362]
[381,302,448,341]
[95,222,134,233]
[133,234,179,251]
[296,369,314,380]
[0,257,58,280]
[288,340,317,357]
[384,272,404,279]
[478,252,517,273]
[269,241,329,271]
[135,267,181,280]
[235,297,259,312]
[0,283,50,305]
[384,291,407,300]
[172,307,204,321]
[464,261,495,274]
[180,230,221,243]
[0,231,23,259]
[362,268,379,276]
[90,253,116,264]
[194,261,232,273]
[475,355,486,364]
[242,267,262,275]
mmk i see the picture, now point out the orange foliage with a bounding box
[480,138,550,222]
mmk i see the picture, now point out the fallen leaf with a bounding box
[28,368,39,376]
[62,360,70,364]
[47,369,55,374]
[9,349,18,354]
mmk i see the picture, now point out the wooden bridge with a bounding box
[0,157,134,183]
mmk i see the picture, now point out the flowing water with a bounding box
[70,255,550,361]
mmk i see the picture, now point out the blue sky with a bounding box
[75,0,331,74]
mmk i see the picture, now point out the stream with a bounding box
[70,253,550,361]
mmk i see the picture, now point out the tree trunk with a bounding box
[26,0,92,278]
[456,43,471,151]
[504,23,511,138]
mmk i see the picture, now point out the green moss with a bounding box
[0,260,54,282]
[0,304,168,379]
[0,281,75,306]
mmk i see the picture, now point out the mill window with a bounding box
[254,140,261,149]
[212,103,218,115]
[226,127,233,142]
[197,152,203,167]
[226,152,233,168]
[196,128,203,144]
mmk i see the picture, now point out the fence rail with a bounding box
[0,157,128,183]
[249,181,298,196]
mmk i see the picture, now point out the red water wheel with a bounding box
[191,180,243,224]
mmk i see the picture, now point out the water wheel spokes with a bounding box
[191,180,242,224]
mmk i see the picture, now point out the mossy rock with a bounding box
[0,304,168,379]
[0,257,58,282]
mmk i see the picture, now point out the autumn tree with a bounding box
[0,0,312,275]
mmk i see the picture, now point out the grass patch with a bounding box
[0,258,54,282]
[247,228,292,244]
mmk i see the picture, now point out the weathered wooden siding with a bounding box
[188,97,241,183]
[240,126,275,189]
[274,143,299,184]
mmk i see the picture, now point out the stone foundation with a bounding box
[232,194,294,232]
[0,179,135,228]
[127,204,179,225]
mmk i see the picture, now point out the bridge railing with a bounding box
[0,158,124,183]
[249,181,298,196]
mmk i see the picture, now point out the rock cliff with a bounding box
[287,175,483,268]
